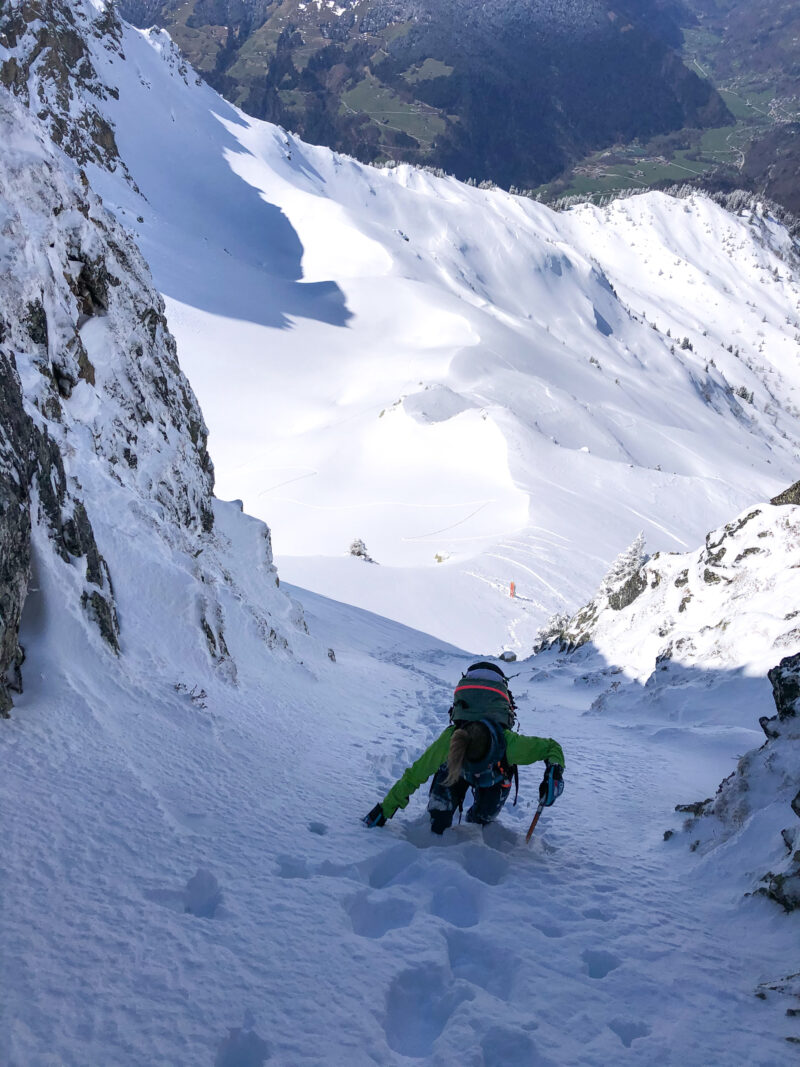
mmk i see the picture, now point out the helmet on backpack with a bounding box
[466,661,506,679]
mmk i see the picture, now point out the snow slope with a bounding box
[10,0,798,650]
[4,533,800,1065]
[1,7,799,1064]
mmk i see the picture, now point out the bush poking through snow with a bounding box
[533,533,647,651]
[598,532,648,599]
[349,538,376,563]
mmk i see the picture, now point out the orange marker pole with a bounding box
[509,580,516,598]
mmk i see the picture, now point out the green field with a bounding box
[718,86,776,120]
[531,8,791,208]
[403,58,454,84]
[342,76,446,149]
[536,100,775,203]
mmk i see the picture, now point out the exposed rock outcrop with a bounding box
[0,89,221,707]
[0,351,35,715]
[0,37,306,712]
[771,479,800,507]
[676,652,800,911]
[534,533,649,651]
[534,503,800,678]
[0,0,127,173]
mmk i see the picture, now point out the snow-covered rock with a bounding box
[675,650,800,911]
[0,0,126,172]
[0,349,40,713]
[771,477,800,507]
[0,88,303,710]
[536,495,800,681]
[535,491,800,907]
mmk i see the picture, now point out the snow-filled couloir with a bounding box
[2,5,799,1064]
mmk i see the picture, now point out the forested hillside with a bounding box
[118,0,731,187]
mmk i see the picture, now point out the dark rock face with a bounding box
[608,570,647,612]
[1,6,299,712]
[761,654,800,912]
[767,652,800,724]
[0,345,117,713]
[0,80,222,707]
[0,353,35,716]
[770,480,800,507]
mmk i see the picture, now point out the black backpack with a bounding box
[450,663,519,804]
[449,661,516,729]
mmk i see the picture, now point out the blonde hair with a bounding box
[444,722,490,786]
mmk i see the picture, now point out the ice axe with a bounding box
[527,763,564,842]
[525,799,545,844]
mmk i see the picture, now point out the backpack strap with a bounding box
[494,719,518,805]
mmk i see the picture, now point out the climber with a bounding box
[363,661,565,834]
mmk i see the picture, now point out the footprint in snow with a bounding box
[535,922,565,939]
[307,821,327,836]
[430,872,482,928]
[582,906,613,922]
[276,854,311,879]
[446,929,518,999]
[608,1018,651,1048]
[183,868,222,918]
[143,867,222,919]
[478,820,518,853]
[383,965,473,1058]
[362,842,419,889]
[481,1026,553,1067]
[402,819,464,849]
[215,1026,271,1066]
[346,889,415,938]
[461,843,509,886]
[582,948,622,979]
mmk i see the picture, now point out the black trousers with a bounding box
[427,764,511,834]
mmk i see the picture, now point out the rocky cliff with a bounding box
[534,487,800,907]
[535,496,800,676]
[0,80,298,713]
[0,0,126,171]
[676,651,800,912]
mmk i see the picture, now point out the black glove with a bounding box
[363,803,387,827]
[539,762,564,807]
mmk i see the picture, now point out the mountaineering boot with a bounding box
[427,765,468,833]
[464,780,510,825]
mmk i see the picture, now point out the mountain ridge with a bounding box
[3,0,799,651]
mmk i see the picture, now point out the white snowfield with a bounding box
[1,3,799,1065]
[64,1,800,651]
[4,499,800,1065]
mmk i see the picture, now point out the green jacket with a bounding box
[381,726,565,819]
